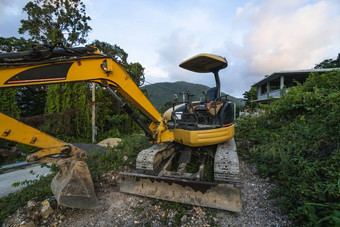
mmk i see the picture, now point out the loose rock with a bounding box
[41,200,54,219]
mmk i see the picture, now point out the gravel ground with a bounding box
[3,159,292,226]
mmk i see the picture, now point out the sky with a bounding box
[0,0,339,98]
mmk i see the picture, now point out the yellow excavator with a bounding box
[0,46,241,212]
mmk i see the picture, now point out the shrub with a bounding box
[236,70,340,226]
[86,134,150,180]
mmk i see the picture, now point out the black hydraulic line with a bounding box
[0,46,98,63]
[106,86,154,139]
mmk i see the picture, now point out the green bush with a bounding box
[86,134,150,180]
[236,71,340,226]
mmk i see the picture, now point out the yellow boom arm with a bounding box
[0,51,174,162]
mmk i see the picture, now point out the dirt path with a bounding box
[4,160,292,226]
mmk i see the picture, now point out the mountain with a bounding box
[141,81,246,111]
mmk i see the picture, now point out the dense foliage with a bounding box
[0,37,32,52]
[236,71,340,226]
[315,53,340,69]
[19,0,91,46]
[0,88,20,119]
[43,82,91,141]
[0,37,47,119]
[86,134,150,181]
[242,87,257,108]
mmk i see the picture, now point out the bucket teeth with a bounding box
[51,159,99,209]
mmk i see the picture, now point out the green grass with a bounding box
[85,134,150,181]
[0,170,56,224]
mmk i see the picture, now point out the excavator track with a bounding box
[119,138,241,212]
[136,144,175,174]
[214,138,240,183]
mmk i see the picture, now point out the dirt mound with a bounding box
[97,138,121,148]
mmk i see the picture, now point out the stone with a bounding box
[181,215,188,223]
[21,221,36,227]
[27,200,36,208]
[41,200,54,219]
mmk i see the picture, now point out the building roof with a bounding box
[252,68,340,87]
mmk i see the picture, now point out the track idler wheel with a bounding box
[51,158,99,209]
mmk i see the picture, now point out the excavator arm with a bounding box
[0,49,174,144]
[0,46,173,208]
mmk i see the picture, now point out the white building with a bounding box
[252,68,339,103]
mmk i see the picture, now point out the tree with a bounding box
[44,82,91,140]
[92,40,145,86]
[0,88,20,119]
[90,40,147,138]
[19,0,91,46]
[314,53,340,69]
[17,0,93,140]
[242,87,257,108]
[0,37,32,52]
[4,1,147,141]
[0,37,47,118]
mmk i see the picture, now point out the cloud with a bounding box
[238,0,340,73]
[218,0,340,97]
[156,29,198,82]
[0,0,27,37]
[1,0,339,98]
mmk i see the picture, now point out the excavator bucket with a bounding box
[51,159,99,209]
[119,172,242,212]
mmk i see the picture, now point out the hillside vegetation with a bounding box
[142,81,245,110]
[235,70,340,226]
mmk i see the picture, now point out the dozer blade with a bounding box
[51,159,99,209]
[119,172,242,212]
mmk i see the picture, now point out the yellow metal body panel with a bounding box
[179,53,227,73]
[0,113,67,149]
[0,58,162,124]
[0,56,170,147]
[173,125,234,147]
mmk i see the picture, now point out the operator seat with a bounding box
[206,87,218,102]
[205,87,222,115]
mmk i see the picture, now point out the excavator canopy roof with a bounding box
[179,53,228,73]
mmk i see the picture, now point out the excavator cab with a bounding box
[162,54,234,146]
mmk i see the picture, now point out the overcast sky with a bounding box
[1,0,339,97]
